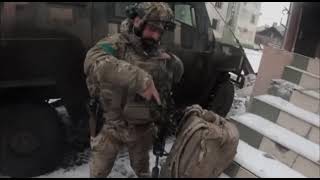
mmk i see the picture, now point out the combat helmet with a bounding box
[125,2,176,32]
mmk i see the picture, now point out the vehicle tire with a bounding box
[208,80,235,117]
[0,102,65,177]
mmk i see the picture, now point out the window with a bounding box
[191,6,196,27]
[251,15,256,24]
[215,2,223,9]
[174,4,196,27]
[114,2,133,18]
[212,18,218,30]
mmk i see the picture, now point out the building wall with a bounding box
[205,2,229,40]
[235,2,262,46]
[206,2,261,48]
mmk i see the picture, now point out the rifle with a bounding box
[150,53,185,178]
[151,85,183,178]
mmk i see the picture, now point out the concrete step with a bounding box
[249,94,319,144]
[253,94,320,127]
[224,161,259,178]
[230,113,320,178]
[282,65,320,91]
[232,140,306,178]
[218,173,230,178]
[290,54,319,76]
[231,113,320,164]
[290,89,320,115]
[269,79,320,114]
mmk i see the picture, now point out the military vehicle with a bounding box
[0,2,253,177]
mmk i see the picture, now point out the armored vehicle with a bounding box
[0,2,252,177]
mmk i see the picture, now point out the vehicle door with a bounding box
[170,3,214,106]
[91,2,132,44]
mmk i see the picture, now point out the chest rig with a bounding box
[118,34,175,124]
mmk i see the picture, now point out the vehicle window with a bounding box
[215,2,223,9]
[212,18,218,30]
[114,2,134,18]
[174,4,196,27]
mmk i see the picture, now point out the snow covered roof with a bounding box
[244,48,263,73]
[256,25,286,37]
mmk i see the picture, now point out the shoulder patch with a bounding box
[99,43,116,56]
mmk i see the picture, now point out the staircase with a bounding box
[224,54,320,178]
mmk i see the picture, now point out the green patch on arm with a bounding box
[99,43,116,56]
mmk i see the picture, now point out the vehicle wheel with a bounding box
[208,80,235,117]
[0,102,65,177]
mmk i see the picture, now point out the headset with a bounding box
[125,3,144,19]
[125,2,176,32]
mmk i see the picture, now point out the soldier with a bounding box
[84,2,184,178]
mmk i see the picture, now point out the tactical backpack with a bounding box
[160,105,239,178]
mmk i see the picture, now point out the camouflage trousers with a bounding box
[90,121,154,178]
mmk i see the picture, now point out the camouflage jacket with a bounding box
[84,32,184,125]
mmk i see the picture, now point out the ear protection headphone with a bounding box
[125,3,176,32]
[125,3,145,19]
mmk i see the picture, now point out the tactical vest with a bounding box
[113,33,176,125]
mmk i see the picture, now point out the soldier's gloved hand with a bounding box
[138,79,162,105]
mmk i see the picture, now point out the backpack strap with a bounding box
[169,115,208,178]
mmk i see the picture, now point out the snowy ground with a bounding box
[1,71,248,178]
[1,49,260,178]
[34,74,255,178]
[35,137,175,178]
[227,47,262,117]
[1,82,254,178]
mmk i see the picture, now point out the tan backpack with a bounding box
[160,105,239,178]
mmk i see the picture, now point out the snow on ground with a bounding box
[37,138,175,178]
[38,80,254,178]
[3,71,256,178]
[270,79,320,100]
[269,79,300,100]
[227,73,257,118]
[36,137,230,178]
[227,94,249,118]
[0,48,264,178]
[1,76,256,178]
[36,88,253,178]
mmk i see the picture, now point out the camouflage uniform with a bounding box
[84,3,183,178]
